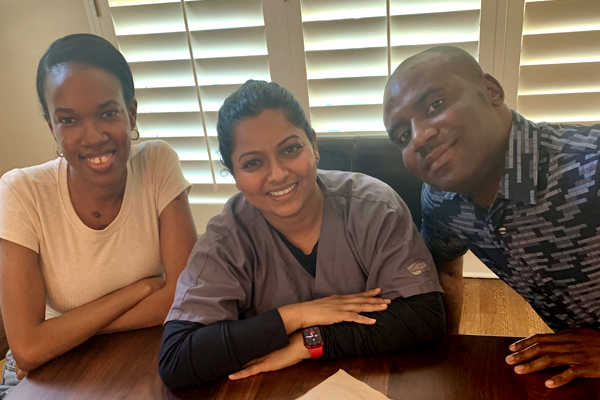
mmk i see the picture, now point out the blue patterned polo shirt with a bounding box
[421,111,600,331]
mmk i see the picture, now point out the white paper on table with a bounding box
[295,369,391,400]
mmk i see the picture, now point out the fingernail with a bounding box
[509,344,516,351]
[514,366,524,373]
[546,380,554,387]
[505,355,515,363]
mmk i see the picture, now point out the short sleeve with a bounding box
[165,215,253,325]
[420,184,468,262]
[149,140,192,215]
[0,171,41,253]
[357,193,444,300]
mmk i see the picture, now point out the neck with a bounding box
[267,182,324,240]
[67,165,127,205]
[468,106,513,209]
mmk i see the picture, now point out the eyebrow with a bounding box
[53,100,120,116]
[99,100,120,109]
[238,134,301,162]
[387,86,442,138]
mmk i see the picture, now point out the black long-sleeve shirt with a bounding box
[158,292,444,389]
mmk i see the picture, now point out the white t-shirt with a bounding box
[0,140,191,319]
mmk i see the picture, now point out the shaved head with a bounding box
[387,46,484,92]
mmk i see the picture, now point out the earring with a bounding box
[55,146,63,158]
[131,126,140,141]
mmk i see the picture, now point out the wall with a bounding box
[0,0,91,177]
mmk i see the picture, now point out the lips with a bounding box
[268,183,297,197]
[424,141,455,172]
[81,151,116,171]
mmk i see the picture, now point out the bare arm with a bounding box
[0,238,164,372]
[100,190,197,333]
[436,256,464,333]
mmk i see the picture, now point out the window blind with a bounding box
[300,0,482,137]
[517,0,600,124]
[106,0,270,229]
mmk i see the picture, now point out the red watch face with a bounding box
[303,327,323,348]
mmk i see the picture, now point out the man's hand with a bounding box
[505,328,600,388]
[228,332,310,380]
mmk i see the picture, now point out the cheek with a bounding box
[234,173,265,196]
[401,150,420,176]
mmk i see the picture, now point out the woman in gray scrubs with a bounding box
[159,80,445,389]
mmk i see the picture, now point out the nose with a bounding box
[267,158,289,184]
[81,119,108,147]
[410,119,439,156]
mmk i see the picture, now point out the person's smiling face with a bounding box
[45,63,137,188]
[383,53,507,194]
[230,108,321,223]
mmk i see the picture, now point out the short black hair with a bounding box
[36,33,135,117]
[217,80,314,173]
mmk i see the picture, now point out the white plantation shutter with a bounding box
[517,0,600,124]
[300,0,482,137]
[104,0,271,229]
[87,0,597,234]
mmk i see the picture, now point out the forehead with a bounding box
[45,64,123,106]
[232,109,306,152]
[385,55,459,112]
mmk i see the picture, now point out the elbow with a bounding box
[158,357,182,391]
[10,342,45,372]
[158,327,217,390]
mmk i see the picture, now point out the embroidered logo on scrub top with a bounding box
[407,262,430,276]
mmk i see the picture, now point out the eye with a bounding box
[283,144,303,155]
[59,117,76,125]
[102,110,118,118]
[242,159,261,170]
[396,130,411,148]
[426,99,444,115]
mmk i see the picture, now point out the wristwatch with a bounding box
[302,326,324,359]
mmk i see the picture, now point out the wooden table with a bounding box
[8,327,600,400]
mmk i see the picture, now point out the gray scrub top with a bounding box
[166,170,443,325]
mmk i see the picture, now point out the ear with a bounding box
[45,115,56,138]
[481,73,505,107]
[128,98,138,129]
[311,130,320,163]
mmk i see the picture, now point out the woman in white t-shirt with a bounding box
[0,34,197,396]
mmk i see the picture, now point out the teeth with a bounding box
[270,183,296,197]
[86,152,113,164]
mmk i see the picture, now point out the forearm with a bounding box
[100,281,172,334]
[159,309,289,389]
[12,280,155,371]
[319,292,445,360]
[437,263,464,334]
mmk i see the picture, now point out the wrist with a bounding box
[278,304,304,334]
[291,332,311,359]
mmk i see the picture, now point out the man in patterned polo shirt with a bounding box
[383,46,600,389]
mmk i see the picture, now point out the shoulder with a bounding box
[202,192,263,247]
[535,119,600,155]
[0,159,60,196]
[130,139,178,162]
[318,169,402,208]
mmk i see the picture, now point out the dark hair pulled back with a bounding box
[217,80,314,173]
[36,33,135,117]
